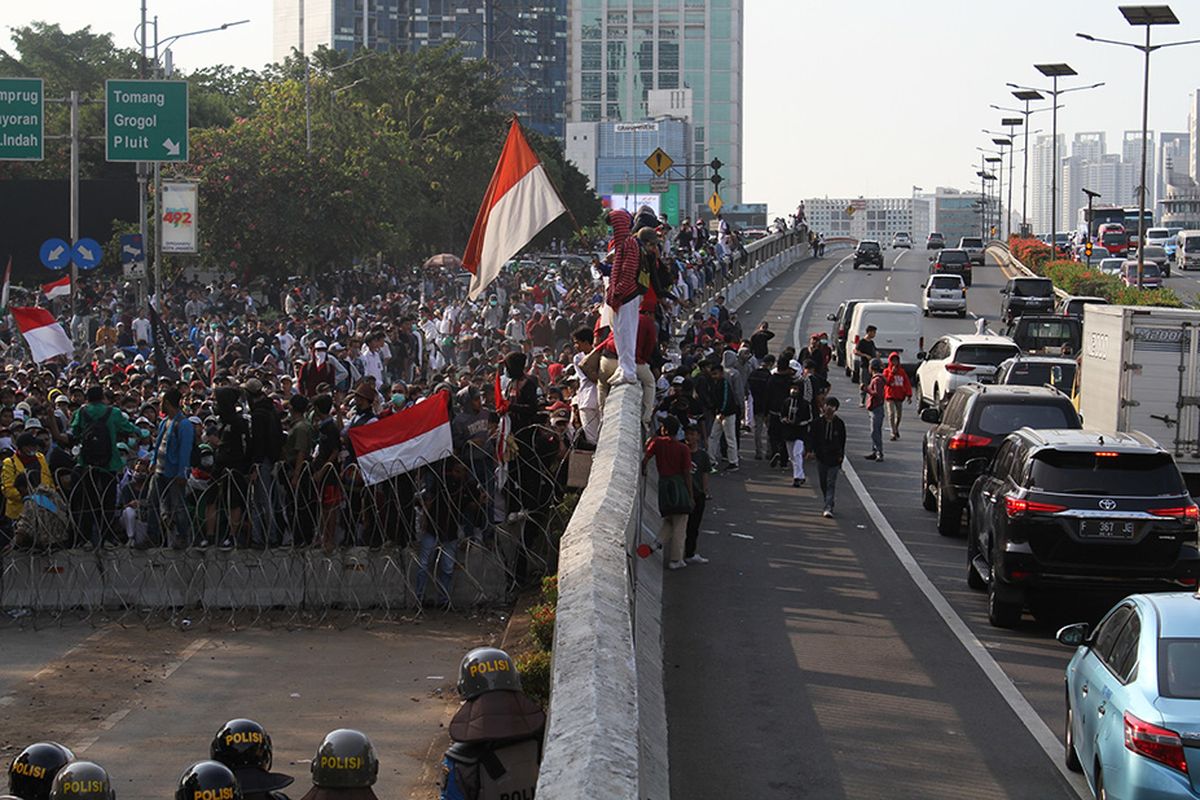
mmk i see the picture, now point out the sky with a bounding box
[5,0,1200,215]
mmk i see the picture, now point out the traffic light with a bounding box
[709,158,723,190]
[1084,241,1093,258]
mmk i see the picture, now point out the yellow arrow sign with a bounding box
[645,147,674,177]
[845,205,856,216]
[708,192,723,216]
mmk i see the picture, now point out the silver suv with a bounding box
[959,237,985,265]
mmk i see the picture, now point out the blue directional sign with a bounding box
[39,238,70,270]
[72,238,101,270]
[119,233,144,264]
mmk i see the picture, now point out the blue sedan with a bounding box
[1059,593,1200,799]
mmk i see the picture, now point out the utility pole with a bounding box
[69,90,79,317]
[137,0,150,307]
[301,0,312,154]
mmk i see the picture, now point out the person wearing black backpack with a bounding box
[70,386,149,549]
[244,378,283,549]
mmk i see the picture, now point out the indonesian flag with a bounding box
[42,276,70,300]
[462,117,567,300]
[348,390,454,486]
[11,306,73,362]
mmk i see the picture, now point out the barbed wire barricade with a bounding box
[0,425,582,630]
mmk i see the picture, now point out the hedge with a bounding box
[1008,237,1184,308]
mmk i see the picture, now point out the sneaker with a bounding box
[686,554,709,564]
[725,464,739,472]
[609,369,637,386]
[822,509,834,518]
[667,560,688,570]
[218,538,235,551]
[197,539,210,548]
[792,478,801,488]
[864,453,878,461]
[890,433,899,441]
[875,454,884,462]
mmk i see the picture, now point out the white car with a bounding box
[916,334,1021,409]
[891,233,912,248]
[1097,257,1125,276]
[921,274,967,317]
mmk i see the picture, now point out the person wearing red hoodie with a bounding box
[882,351,913,441]
[605,208,643,386]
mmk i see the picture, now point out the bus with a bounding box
[1078,205,1125,238]
[1123,207,1156,246]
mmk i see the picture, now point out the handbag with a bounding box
[657,472,694,516]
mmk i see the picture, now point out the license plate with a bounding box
[1079,519,1136,540]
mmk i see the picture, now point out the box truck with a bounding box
[1080,305,1200,492]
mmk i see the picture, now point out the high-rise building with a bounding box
[1121,130,1155,209]
[1029,133,1064,236]
[1158,132,1190,213]
[271,0,569,138]
[1189,91,1200,184]
[1073,132,1106,165]
[567,0,744,211]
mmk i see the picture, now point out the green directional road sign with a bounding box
[105,79,188,162]
[0,77,44,161]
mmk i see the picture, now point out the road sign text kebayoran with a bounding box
[0,78,44,161]
[105,79,188,162]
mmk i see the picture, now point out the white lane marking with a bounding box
[839,464,1089,799]
[893,251,905,266]
[790,254,851,353]
[792,267,1090,799]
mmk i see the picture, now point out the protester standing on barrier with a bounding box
[7,742,74,800]
[148,388,194,549]
[70,386,147,550]
[605,208,643,387]
[644,416,694,570]
[441,647,545,800]
[209,719,294,800]
[297,729,379,800]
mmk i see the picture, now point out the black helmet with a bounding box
[209,720,292,795]
[309,730,378,789]
[175,761,241,800]
[47,762,114,800]
[457,647,521,700]
[210,720,271,771]
[8,742,74,800]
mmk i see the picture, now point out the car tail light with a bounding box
[945,363,975,374]
[1124,712,1188,774]
[1004,496,1066,517]
[948,433,992,450]
[1149,505,1200,520]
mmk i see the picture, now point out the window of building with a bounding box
[710,9,731,39]
[582,42,601,70]
[659,72,678,88]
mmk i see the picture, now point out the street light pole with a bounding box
[1077,5,1199,287]
[1083,187,1101,268]
[993,93,1055,236]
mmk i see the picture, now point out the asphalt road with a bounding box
[665,245,1096,799]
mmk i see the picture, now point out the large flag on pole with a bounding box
[42,276,70,301]
[348,391,455,486]
[462,117,567,300]
[11,306,73,363]
[148,303,180,381]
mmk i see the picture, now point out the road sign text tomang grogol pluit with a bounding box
[105,79,188,162]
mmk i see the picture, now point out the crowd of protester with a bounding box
[0,206,808,601]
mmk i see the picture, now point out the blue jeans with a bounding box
[415,532,456,606]
[817,462,840,511]
[149,475,192,548]
[870,406,884,456]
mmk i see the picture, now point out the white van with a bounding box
[846,301,924,374]
[1177,230,1200,271]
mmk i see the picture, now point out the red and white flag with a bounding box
[348,390,455,485]
[462,117,567,300]
[11,306,73,363]
[42,276,70,300]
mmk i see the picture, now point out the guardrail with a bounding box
[985,241,1072,302]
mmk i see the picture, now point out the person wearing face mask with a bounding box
[1,433,58,550]
[298,341,335,398]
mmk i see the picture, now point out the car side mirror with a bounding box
[826,313,836,321]
[1056,623,1090,648]
[920,408,941,424]
[916,351,927,361]
[1000,288,1009,295]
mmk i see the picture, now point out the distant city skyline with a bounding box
[4,0,1200,215]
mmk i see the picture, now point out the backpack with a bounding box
[80,407,113,467]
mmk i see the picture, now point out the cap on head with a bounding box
[210,720,272,772]
[309,730,378,789]
[175,761,240,800]
[8,742,75,800]
[47,762,113,800]
[457,647,521,699]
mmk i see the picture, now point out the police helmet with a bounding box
[210,720,272,772]
[8,742,75,800]
[309,730,379,789]
[175,761,242,800]
[457,647,522,700]
[47,761,114,800]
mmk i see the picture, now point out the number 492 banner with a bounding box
[161,181,198,254]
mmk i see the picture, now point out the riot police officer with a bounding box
[7,742,74,800]
[210,719,293,800]
[441,647,545,800]
[297,729,379,800]
[47,761,114,800]
[176,761,242,800]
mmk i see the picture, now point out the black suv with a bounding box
[968,429,1200,628]
[999,277,1055,322]
[921,384,1081,537]
[853,240,884,269]
[1002,315,1082,355]
[929,248,973,286]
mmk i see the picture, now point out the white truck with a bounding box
[1080,305,1200,492]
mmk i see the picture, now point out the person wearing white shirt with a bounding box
[571,327,601,445]
[132,314,152,345]
[361,332,386,386]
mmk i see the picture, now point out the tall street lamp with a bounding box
[987,142,1011,238]
[977,147,1003,236]
[1078,4,1200,288]
[976,168,997,238]
[1009,65,1105,251]
[992,93,1057,236]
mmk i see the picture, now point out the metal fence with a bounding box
[0,425,582,629]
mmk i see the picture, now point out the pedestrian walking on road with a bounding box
[809,397,847,517]
[706,361,740,472]
[746,354,773,459]
[864,358,886,461]
[853,326,878,405]
[781,372,813,488]
[882,352,913,441]
[684,425,711,564]
[644,416,694,570]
